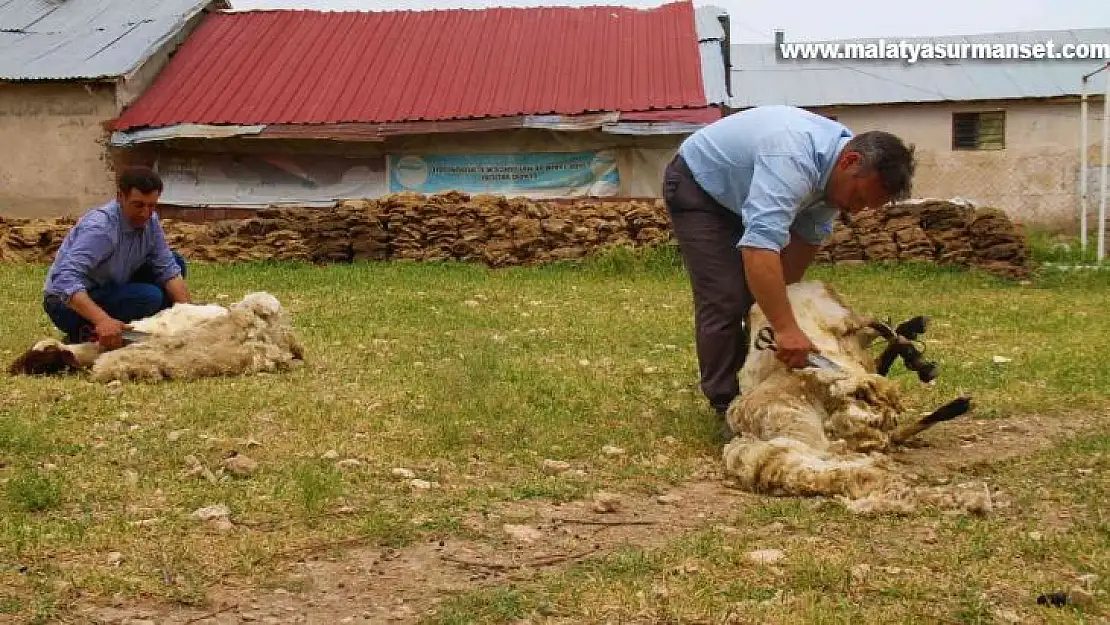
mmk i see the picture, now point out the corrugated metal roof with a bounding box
[695,5,729,105]
[112,1,713,131]
[0,0,222,81]
[731,28,1110,108]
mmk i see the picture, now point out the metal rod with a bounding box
[1100,63,1109,262]
[1081,77,1089,251]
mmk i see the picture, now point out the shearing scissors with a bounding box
[754,326,844,372]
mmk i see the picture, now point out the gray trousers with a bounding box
[663,153,754,414]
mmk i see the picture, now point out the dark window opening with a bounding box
[952,111,1005,150]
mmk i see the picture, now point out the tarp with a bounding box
[386,151,621,198]
[156,153,387,207]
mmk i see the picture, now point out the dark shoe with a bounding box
[714,411,734,444]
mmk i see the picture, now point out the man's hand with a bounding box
[164,276,191,305]
[67,291,125,347]
[768,325,816,369]
[741,246,818,369]
[94,318,127,349]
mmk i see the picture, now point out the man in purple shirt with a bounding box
[43,166,192,348]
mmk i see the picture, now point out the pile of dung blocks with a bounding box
[2,194,1030,278]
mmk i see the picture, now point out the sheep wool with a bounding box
[9,292,305,383]
[721,281,990,516]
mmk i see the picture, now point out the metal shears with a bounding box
[754,326,844,372]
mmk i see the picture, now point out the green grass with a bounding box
[0,244,1108,623]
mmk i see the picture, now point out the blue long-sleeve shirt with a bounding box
[43,199,182,304]
[678,105,852,252]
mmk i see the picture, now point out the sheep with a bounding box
[721,280,991,516]
[8,292,305,383]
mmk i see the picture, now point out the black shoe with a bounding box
[714,411,734,443]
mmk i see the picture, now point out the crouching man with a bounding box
[42,166,191,349]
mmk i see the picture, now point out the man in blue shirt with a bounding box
[43,166,192,348]
[663,105,915,439]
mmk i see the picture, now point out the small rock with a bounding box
[191,504,230,522]
[747,549,784,564]
[656,494,683,505]
[992,355,1012,364]
[542,459,571,475]
[851,563,871,581]
[392,468,416,479]
[503,524,543,543]
[107,552,124,566]
[410,479,433,490]
[322,450,339,460]
[223,454,258,477]
[993,608,1021,623]
[167,429,189,443]
[210,518,235,532]
[1078,573,1099,588]
[601,445,626,457]
[123,469,139,487]
[335,459,361,469]
[591,492,621,514]
[1027,531,1043,541]
[462,300,480,307]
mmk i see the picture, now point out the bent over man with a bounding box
[663,105,916,438]
[43,166,191,349]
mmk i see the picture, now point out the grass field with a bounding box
[1,241,1108,624]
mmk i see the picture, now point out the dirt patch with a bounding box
[73,480,753,624]
[68,411,1106,625]
[892,409,1110,479]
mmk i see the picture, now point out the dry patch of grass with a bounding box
[0,246,1107,623]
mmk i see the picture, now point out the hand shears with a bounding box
[754,326,844,372]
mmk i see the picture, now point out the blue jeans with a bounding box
[43,252,188,343]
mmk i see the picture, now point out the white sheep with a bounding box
[721,281,991,516]
[8,292,305,383]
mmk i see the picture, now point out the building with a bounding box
[107,1,730,220]
[0,0,230,219]
[731,28,1110,230]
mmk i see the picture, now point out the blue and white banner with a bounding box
[387,151,620,198]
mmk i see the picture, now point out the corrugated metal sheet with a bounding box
[0,0,220,80]
[695,5,729,105]
[112,1,711,130]
[731,28,1110,108]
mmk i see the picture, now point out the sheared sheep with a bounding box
[722,281,990,515]
[8,292,305,383]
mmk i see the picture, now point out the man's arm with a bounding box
[735,147,821,368]
[47,219,127,346]
[781,231,819,285]
[146,216,190,305]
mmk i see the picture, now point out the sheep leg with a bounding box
[890,396,973,444]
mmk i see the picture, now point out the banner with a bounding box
[387,151,620,198]
[156,153,387,207]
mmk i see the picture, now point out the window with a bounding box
[952,111,1005,150]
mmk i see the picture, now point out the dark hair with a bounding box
[844,131,916,201]
[117,166,164,195]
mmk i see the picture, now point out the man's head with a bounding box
[115,166,164,229]
[825,131,916,213]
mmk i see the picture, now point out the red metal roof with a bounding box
[113,1,709,131]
